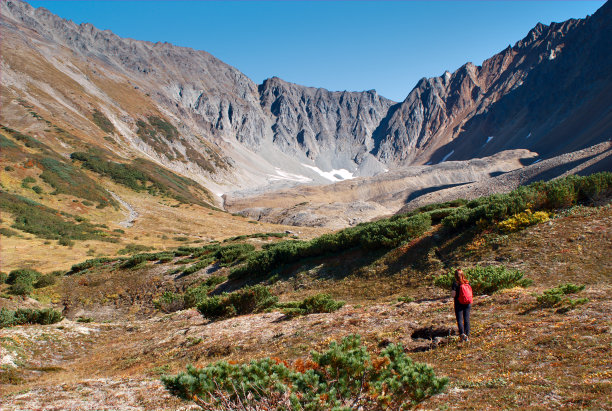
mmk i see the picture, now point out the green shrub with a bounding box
[0,227,20,237]
[434,265,532,295]
[230,213,431,281]
[92,109,115,133]
[8,281,33,296]
[7,268,41,295]
[21,176,36,188]
[279,293,345,317]
[197,285,277,320]
[0,192,114,243]
[117,243,154,255]
[31,185,43,194]
[0,272,7,283]
[38,156,114,208]
[162,334,447,409]
[535,283,586,308]
[34,274,56,288]
[58,237,75,247]
[0,308,63,328]
[7,269,42,285]
[215,243,255,266]
[154,291,185,313]
[68,257,115,274]
[70,151,214,208]
[119,252,173,269]
[441,173,612,231]
[4,165,15,172]
[182,276,227,308]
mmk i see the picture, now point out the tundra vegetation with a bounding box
[1,172,610,409]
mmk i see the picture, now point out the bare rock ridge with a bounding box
[1,0,610,201]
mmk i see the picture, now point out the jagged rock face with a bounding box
[373,3,612,166]
[259,77,394,173]
[1,0,610,197]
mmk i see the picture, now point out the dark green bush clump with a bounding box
[215,243,255,266]
[6,269,42,295]
[230,213,431,281]
[197,285,278,320]
[117,243,154,255]
[441,173,612,231]
[0,227,20,237]
[154,276,227,312]
[535,283,588,310]
[92,109,115,133]
[68,257,115,274]
[223,232,288,242]
[162,334,447,409]
[34,274,57,288]
[279,293,345,317]
[0,308,63,328]
[434,265,532,295]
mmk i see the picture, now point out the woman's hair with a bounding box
[454,269,468,284]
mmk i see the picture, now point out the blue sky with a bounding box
[28,1,604,101]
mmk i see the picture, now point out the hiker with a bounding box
[451,268,473,342]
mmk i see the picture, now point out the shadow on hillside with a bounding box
[376,226,480,280]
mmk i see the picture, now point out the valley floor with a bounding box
[1,206,611,410]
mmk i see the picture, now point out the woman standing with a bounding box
[451,269,472,342]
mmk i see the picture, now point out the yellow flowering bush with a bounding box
[497,209,550,233]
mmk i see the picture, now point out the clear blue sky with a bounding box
[28,1,604,101]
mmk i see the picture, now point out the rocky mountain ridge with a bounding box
[1,0,610,203]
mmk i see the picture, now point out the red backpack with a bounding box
[458,283,473,304]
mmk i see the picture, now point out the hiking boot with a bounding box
[460,333,467,342]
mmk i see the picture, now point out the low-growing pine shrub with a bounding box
[279,293,345,317]
[7,269,41,295]
[535,283,586,308]
[230,213,431,281]
[434,265,532,295]
[34,274,57,288]
[0,308,63,328]
[162,334,448,409]
[197,285,277,320]
[117,243,154,255]
[183,276,227,308]
[441,172,612,232]
[154,291,185,313]
[68,257,115,274]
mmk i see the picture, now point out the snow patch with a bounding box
[532,159,541,164]
[301,164,354,182]
[483,136,494,146]
[525,132,532,139]
[439,150,455,163]
[268,168,312,183]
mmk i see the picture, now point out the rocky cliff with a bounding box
[1,0,610,199]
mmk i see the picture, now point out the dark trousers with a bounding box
[454,303,471,336]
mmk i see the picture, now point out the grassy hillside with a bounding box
[0,173,610,409]
[0,125,327,273]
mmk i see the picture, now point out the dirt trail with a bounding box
[108,190,139,228]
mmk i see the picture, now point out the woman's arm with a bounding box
[451,290,456,298]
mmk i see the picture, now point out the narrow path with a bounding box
[107,190,139,228]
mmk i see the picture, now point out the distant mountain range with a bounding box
[1,0,610,202]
